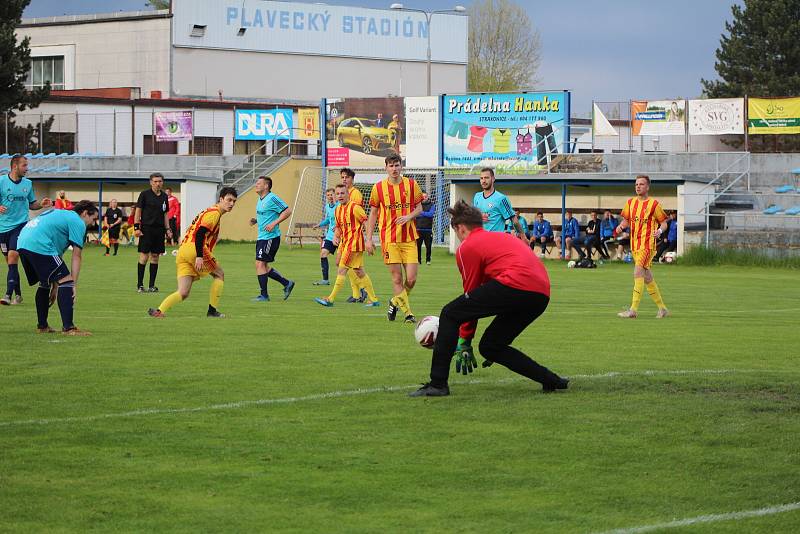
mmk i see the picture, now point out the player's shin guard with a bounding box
[56,281,75,330]
[158,291,184,314]
[327,274,346,302]
[35,285,50,328]
[7,264,19,296]
[268,268,289,286]
[347,269,360,299]
[646,280,666,309]
[360,274,378,302]
[258,273,269,297]
[209,278,224,308]
[321,257,329,280]
[149,263,159,287]
[137,262,146,287]
[630,277,644,312]
[393,289,412,316]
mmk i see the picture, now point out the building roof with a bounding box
[19,10,171,28]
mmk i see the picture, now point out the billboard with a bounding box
[631,100,686,136]
[688,98,745,135]
[235,109,293,140]
[155,111,193,142]
[325,97,405,167]
[173,0,467,64]
[748,97,800,134]
[296,108,320,140]
[404,96,439,168]
[442,92,569,169]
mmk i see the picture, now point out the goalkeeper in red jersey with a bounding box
[409,201,568,397]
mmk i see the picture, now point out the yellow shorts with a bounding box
[382,241,418,265]
[176,245,215,280]
[339,250,364,269]
[633,249,655,270]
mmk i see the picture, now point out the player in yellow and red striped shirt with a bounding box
[314,183,379,307]
[339,168,368,303]
[365,153,423,323]
[614,175,670,318]
[148,187,238,319]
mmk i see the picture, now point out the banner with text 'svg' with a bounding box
[442,91,570,170]
[155,111,193,142]
[631,100,686,136]
[748,97,800,134]
[688,98,744,135]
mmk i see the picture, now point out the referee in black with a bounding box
[134,173,172,292]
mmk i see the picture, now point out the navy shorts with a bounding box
[19,249,70,287]
[322,239,337,254]
[0,222,27,255]
[256,237,281,263]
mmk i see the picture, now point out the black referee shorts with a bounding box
[138,225,166,254]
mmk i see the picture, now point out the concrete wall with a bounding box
[172,48,466,101]
[19,17,170,96]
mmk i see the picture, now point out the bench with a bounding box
[286,222,322,248]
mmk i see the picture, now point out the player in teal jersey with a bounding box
[249,176,295,301]
[313,187,338,285]
[0,155,52,305]
[472,167,526,239]
[17,200,98,335]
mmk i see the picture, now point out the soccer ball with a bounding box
[567,260,576,268]
[171,249,178,256]
[664,252,676,263]
[414,316,439,349]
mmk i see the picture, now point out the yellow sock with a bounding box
[630,277,644,311]
[359,274,378,302]
[646,280,666,309]
[393,289,412,316]
[348,269,360,299]
[403,281,414,295]
[327,274,346,302]
[209,278,224,308]
[158,291,184,314]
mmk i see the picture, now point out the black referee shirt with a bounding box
[136,189,169,227]
[105,207,123,226]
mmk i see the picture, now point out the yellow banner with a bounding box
[748,97,800,134]
[296,108,320,139]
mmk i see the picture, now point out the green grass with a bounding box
[682,245,800,269]
[2,243,799,532]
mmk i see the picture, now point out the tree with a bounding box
[467,0,541,93]
[146,0,171,10]
[0,0,49,114]
[702,0,800,152]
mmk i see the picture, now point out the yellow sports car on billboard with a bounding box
[336,117,395,155]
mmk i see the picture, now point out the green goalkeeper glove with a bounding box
[454,338,478,375]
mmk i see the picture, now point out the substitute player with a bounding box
[314,183,379,307]
[365,154,423,323]
[250,176,295,301]
[473,167,526,239]
[17,200,98,335]
[409,201,568,397]
[0,154,52,305]
[134,173,172,293]
[340,168,367,302]
[614,175,670,319]
[148,187,238,319]
[313,187,338,285]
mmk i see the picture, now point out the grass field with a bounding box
[2,243,799,532]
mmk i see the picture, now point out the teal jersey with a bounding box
[256,192,288,240]
[320,202,338,242]
[0,174,36,232]
[473,190,514,233]
[18,209,86,256]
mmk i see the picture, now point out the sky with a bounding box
[22,0,740,115]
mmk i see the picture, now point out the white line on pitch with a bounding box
[0,368,751,428]
[593,501,800,533]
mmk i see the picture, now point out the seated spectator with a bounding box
[654,211,678,262]
[531,211,554,255]
[599,209,617,258]
[504,209,530,239]
[581,210,608,259]
[54,190,73,210]
[555,209,584,260]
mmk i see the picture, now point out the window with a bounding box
[26,56,65,90]
[143,135,177,155]
[190,137,223,155]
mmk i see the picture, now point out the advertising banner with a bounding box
[631,100,686,136]
[442,92,569,170]
[155,111,193,142]
[326,147,349,166]
[688,98,744,135]
[404,96,439,168]
[325,97,405,167]
[235,109,293,140]
[748,97,800,134]
[296,108,320,140]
